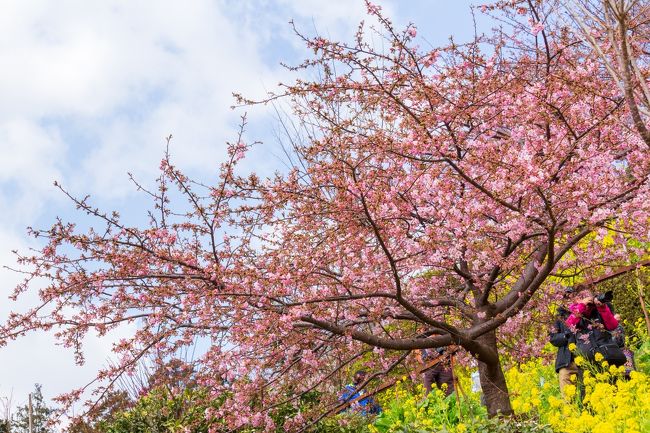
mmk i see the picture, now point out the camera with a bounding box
[596,290,614,304]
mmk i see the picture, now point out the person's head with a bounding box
[575,289,594,305]
[353,370,367,385]
[557,306,571,319]
[563,286,576,299]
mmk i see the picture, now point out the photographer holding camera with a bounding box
[566,289,618,331]
[566,289,627,367]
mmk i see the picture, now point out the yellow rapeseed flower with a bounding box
[594,352,604,362]
[548,395,562,409]
[563,384,576,399]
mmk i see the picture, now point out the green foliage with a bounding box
[12,384,54,433]
[598,268,649,328]
[310,414,370,433]
[368,379,553,433]
[626,316,650,375]
[98,387,224,433]
[636,339,650,375]
[370,380,486,433]
[0,420,9,433]
[269,390,323,432]
[68,390,132,433]
[270,390,374,433]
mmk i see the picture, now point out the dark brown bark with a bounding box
[476,330,513,417]
[574,259,650,288]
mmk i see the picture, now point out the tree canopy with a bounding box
[12,384,54,433]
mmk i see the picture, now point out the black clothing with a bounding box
[612,324,626,348]
[550,316,576,373]
[420,347,454,396]
[423,364,455,396]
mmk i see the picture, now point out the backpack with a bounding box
[575,312,627,367]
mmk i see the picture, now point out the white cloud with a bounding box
[0,0,407,201]
[0,119,64,230]
[0,119,63,187]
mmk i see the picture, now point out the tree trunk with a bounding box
[476,330,513,417]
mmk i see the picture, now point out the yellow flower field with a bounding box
[506,356,650,433]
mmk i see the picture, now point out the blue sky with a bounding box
[0,0,486,419]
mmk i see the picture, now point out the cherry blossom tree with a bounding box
[2,1,650,429]
[562,0,650,148]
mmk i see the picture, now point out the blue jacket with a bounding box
[339,384,381,414]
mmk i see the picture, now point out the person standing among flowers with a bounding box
[566,289,626,368]
[339,370,381,415]
[416,347,455,396]
[549,306,579,394]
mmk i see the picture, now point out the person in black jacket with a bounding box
[416,347,455,396]
[549,306,579,394]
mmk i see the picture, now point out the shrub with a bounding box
[311,414,370,433]
[636,340,650,375]
[99,387,224,433]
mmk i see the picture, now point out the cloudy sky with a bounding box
[0,0,483,417]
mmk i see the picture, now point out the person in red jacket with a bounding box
[566,290,618,331]
[565,289,628,368]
